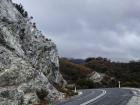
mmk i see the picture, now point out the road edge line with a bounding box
[123,88,140,105]
[80,89,106,105]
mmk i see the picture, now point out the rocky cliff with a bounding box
[0,0,65,104]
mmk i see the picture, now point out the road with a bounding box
[56,88,133,105]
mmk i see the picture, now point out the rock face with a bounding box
[0,0,65,104]
[89,72,104,82]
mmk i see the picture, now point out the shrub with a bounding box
[76,79,95,89]
[36,89,49,101]
[13,3,28,18]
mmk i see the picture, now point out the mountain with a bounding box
[0,0,65,105]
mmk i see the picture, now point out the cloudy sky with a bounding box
[13,0,140,61]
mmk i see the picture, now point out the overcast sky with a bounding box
[13,0,140,61]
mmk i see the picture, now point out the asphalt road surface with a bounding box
[56,88,133,105]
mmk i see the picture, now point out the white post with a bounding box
[74,86,77,93]
[118,81,120,88]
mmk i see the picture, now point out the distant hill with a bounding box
[59,58,104,89]
[60,57,140,88]
[69,58,85,64]
[61,57,85,64]
[85,57,140,87]
[59,58,91,82]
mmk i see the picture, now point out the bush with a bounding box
[13,3,28,18]
[36,89,49,101]
[76,79,96,89]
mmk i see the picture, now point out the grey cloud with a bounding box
[13,0,140,61]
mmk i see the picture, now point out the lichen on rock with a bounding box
[0,0,65,105]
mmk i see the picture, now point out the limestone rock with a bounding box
[0,0,65,104]
[89,72,104,82]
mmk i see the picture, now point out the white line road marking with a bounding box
[80,89,106,105]
[123,88,140,105]
[65,91,95,105]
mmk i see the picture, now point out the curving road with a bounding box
[56,88,133,105]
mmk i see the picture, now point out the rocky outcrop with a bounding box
[89,72,104,82]
[0,0,65,104]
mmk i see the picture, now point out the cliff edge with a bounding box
[0,0,65,104]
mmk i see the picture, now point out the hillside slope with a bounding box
[60,58,91,82]
[59,58,104,89]
[60,57,140,88]
[84,57,140,87]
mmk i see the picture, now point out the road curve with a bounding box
[56,88,132,105]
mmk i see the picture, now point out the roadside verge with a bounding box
[124,88,140,105]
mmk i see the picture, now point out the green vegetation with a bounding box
[84,57,140,87]
[59,58,100,89]
[36,89,49,101]
[60,57,140,88]
[76,79,100,89]
[59,58,91,84]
